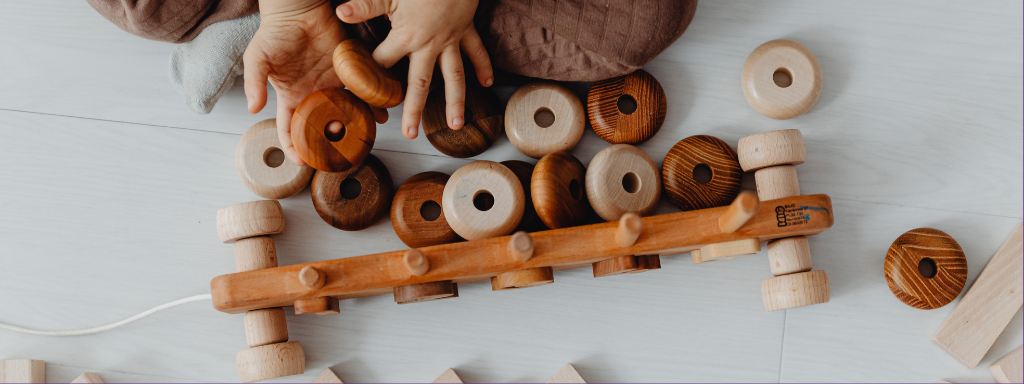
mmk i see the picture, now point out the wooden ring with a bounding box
[391,172,462,248]
[311,154,394,231]
[244,308,288,348]
[422,82,503,158]
[742,39,822,120]
[585,144,661,221]
[217,200,285,243]
[662,135,743,211]
[491,267,554,290]
[235,119,314,199]
[501,160,547,232]
[587,69,667,145]
[236,341,305,383]
[760,270,830,311]
[593,255,661,277]
[290,88,376,173]
[505,82,585,158]
[333,40,403,108]
[233,236,278,272]
[532,151,591,229]
[442,161,525,240]
[394,281,459,304]
[737,129,806,172]
[884,228,967,309]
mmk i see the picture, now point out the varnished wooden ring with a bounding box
[491,267,554,290]
[333,40,403,108]
[532,151,590,229]
[585,144,661,221]
[587,69,667,145]
[505,82,585,158]
[291,88,376,173]
[593,255,661,277]
[442,161,525,240]
[501,160,547,232]
[662,135,743,211]
[391,172,462,248]
[737,129,806,172]
[422,82,503,158]
[311,154,394,231]
[742,39,822,120]
[884,228,968,309]
[236,119,314,199]
[394,281,459,304]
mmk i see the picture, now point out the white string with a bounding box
[0,294,212,336]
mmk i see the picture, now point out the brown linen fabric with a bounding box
[87,0,258,43]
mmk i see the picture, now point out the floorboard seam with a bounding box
[777,309,787,383]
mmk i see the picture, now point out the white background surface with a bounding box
[1,1,1021,382]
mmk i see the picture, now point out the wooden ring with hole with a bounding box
[394,281,459,304]
[742,39,822,120]
[442,161,525,240]
[236,119,314,199]
[593,255,661,277]
[422,81,503,158]
[587,69,667,145]
[491,267,554,290]
[311,154,394,231]
[236,341,305,383]
[391,172,462,248]
[761,270,830,311]
[505,82,585,158]
[290,88,376,172]
[662,135,743,211]
[585,144,661,221]
[333,40,403,108]
[884,228,967,309]
[532,151,591,229]
[501,160,547,233]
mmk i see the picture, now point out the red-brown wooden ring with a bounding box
[291,88,376,173]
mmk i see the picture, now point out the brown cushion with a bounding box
[87,0,258,43]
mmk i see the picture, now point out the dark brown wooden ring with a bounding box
[333,40,404,108]
[391,172,462,248]
[422,81,503,158]
[662,135,743,211]
[587,69,667,145]
[531,151,591,229]
[393,281,459,304]
[501,160,547,233]
[291,88,376,173]
[884,228,967,310]
[311,154,394,231]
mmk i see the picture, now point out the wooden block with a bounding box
[217,200,285,243]
[615,213,643,248]
[509,231,535,262]
[754,165,801,201]
[719,191,760,234]
[293,297,340,316]
[394,281,458,304]
[333,40,402,108]
[311,154,394,231]
[768,236,813,276]
[505,82,585,158]
[233,236,278,272]
[71,372,104,383]
[741,39,822,120]
[933,223,1023,368]
[432,368,463,383]
[761,270,830,311]
[422,80,503,158]
[0,360,45,383]
[236,341,305,383]
[737,129,806,172]
[442,161,525,240]
[532,151,591,229]
[587,69,667,145]
[501,160,547,233]
[692,238,761,263]
[290,87,376,173]
[312,367,344,383]
[299,266,326,289]
[491,267,554,290]
[235,119,315,199]
[990,346,1023,383]
[403,249,430,276]
[662,135,742,211]
[593,254,661,277]
[586,144,661,222]
[884,228,967,309]
[391,172,461,248]
[547,363,586,383]
[244,308,289,348]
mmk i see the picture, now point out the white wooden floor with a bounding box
[1,1,1021,383]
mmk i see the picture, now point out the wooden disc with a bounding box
[587,69,667,145]
[442,161,525,240]
[217,200,285,243]
[491,267,554,290]
[244,308,288,348]
[235,119,314,199]
[311,154,394,231]
[501,160,547,232]
[233,236,278,272]
[760,270,830,311]
[393,281,459,304]
[391,172,462,248]
[333,40,403,108]
[585,144,661,222]
[505,82,585,158]
[532,151,591,229]
[593,255,661,277]
[737,129,806,172]
[662,135,743,211]
[290,87,376,172]
[884,228,968,309]
[236,341,305,383]
[422,81,503,158]
[742,39,822,120]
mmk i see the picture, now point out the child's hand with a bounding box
[338,0,493,139]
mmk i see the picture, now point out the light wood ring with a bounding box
[662,135,743,211]
[505,82,585,158]
[587,69,667,144]
[217,200,285,243]
[586,144,661,221]
[235,119,314,199]
[442,161,525,240]
[741,39,822,120]
[290,88,376,172]
[884,228,967,309]
[236,341,305,383]
[737,129,806,172]
[761,270,830,311]
[391,172,461,248]
[311,154,394,231]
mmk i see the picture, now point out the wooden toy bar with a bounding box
[211,193,834,314]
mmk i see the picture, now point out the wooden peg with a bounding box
[533,151,591,229]
[505,82,585,158]
[233,236,279,272]
[394,281,458,304]
[719,191,760,233]
[235,119,314,199]
[391,172,461,248]
[333,40,403,108]
[501,160,547,233]
[217,200,285,243]
[312,367,344,383]
[509,231,534,262]
[290,87,376,172]
[422,80,503,158]
[755,165,800,201]
[547,363,587,383]
[311,154,394,231]
[742,39,822,120]
[491,267,554,290]
[586,144,661,222]
[294,297,340,316]
[442,161,525,240]
[299,266,326,290]
[691,238,761,263]
[71,373,104,383]
[432,368,464,383]
[404,249,430,276]
[736,129,806,172]
[884,228,967,309]
[761,270,830,311]
[244,308,289,348]
[768,236,813,276]
[662,135,743,211]
[236,341,306,383]
[990,346,1023,383]
[615,213,642,247]
[588,69,667,145]
[0,360,45,383]
[593,255,661,277]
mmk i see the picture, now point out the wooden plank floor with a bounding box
[0,1,1020,382]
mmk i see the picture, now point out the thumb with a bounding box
[242,43,271,114]
[337,0,392,23]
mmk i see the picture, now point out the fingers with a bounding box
[439,45,466,130]
[242,42,271,113]
[372,37,408,69]
[371,106,389,124]
[401,51,435,139]
[337,0,391,24]
[275,98,306,166]
[461,29,494,87]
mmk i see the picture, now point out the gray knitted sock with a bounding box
[170,13,260,114]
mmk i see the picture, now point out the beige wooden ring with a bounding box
[216,200,285,243]
[768,236,813,276]
[244,308,288,348]
[233,236,278,272]
[741,39,822,120]
[585,144,661,222]
[761,270,830,311]
[236,341,305,383]
[505,82,585,158]
[737,129,806,172]
[442,161,525,240]
[235,119,314,199]
[754,165,800,201]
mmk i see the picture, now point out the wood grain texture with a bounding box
[532,151,591,229]
[719,191,760,233]
[884,228,967,309]
[691,238,761,263]
[442,161,525,240]
[990,346,1023,383]
[933,223,1023,368]
[547,364,587,383]
[394,280,458,304]
[216,200,285,243]
[391,171,461,248]
[312,367,344,383]
[755,165,800,201]
[233,236,278,272]
[71,372,104,383]
[742,39,822,120]
[422,81,503,158]
[432,368,463,383]
[235,119,314,199]
[586,144,661,222]
[761,270,831,311]
[501,160,547,233]
[587,69,667,145]
[737,129,806,172]
[236,341,305,383]
[592,255,661,277]
[311,154,394,231]
[662,135,743,211]
[768,236,812,276]
[293,297,340,316]
[333,40,403,108]
[491,267,554,290]
[244,308,288,348]
[290,88,376,172]
[505,82,585,158]
[0,360,45,383]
